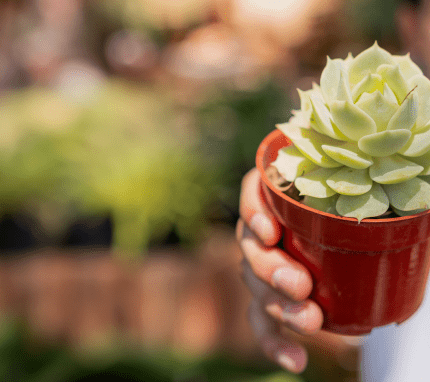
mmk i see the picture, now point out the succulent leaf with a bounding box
[398,124,430,157]
[320,57,345,105]
[298,86,325,120]
[330,100,377,141]
[348,42,394,86]
[336,183,389,222]
[393,53,423,80]
[336,70,353,103]
[377,64,409,103]
[295,167,339,198]
[271,146,317,182]
[392,206,426,216]
[297,89,313,119]
[383,82,398,104]
[404,151,430,175]
[343,52,354,69]
[369,155,424,184]
[276,124,343,168]
[386,92,418,131]
[358,129,411,157]
[293,138,343,168]
[355,91,398,132]
[321,142,373,169]
[289,109,310,127]
[408,74,430,131]
[351,73,384,102]
[310,96,348,140]
[303,194,339,214]
[383,177,430,211]
[327,168,373,195]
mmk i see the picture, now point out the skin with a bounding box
[236,168,324,374]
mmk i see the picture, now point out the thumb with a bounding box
[239,168,282,246]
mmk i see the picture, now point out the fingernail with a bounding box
[276,352,296,371]
[249,213,275,244]
[272,267,303,298]
[282,304,307,332]
[282,303,304,319]
[266,300,307,333]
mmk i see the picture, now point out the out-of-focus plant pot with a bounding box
[257,130,430,335]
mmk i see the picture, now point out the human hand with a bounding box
[236,168,324,373]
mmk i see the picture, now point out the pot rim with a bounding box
[256,129,430,225]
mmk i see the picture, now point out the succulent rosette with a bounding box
[272,42,430,221]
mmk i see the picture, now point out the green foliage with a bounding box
[343,0,402,43]
[197,79,293,219]
[0,81,217,255]
[0,317,305,382]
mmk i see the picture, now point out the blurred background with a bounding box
[0,0,410,381]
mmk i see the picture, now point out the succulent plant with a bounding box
[272,42,430,221]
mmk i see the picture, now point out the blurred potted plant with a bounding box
[257,42,430,335]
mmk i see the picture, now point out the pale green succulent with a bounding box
[272,42,430,221]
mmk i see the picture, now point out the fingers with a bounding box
[248,300,308,374]
[238,221,313,302]
[265,296,324,336]
[238,167,321,375]
[239,168,282,246]
[243,258,323,336]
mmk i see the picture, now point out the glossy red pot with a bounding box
[257,130,430,335]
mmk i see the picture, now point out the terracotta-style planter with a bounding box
[257,130,430,335]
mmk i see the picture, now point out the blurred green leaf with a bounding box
[0,81,217,256]
[343,0,402,42]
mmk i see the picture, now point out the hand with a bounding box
[236,168,324,374]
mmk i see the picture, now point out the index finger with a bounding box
[239,168,282,246]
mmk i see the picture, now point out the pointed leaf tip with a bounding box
[348,42,394,86]
[336,183,389,221]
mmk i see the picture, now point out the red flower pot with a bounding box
[257,130,430,335]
